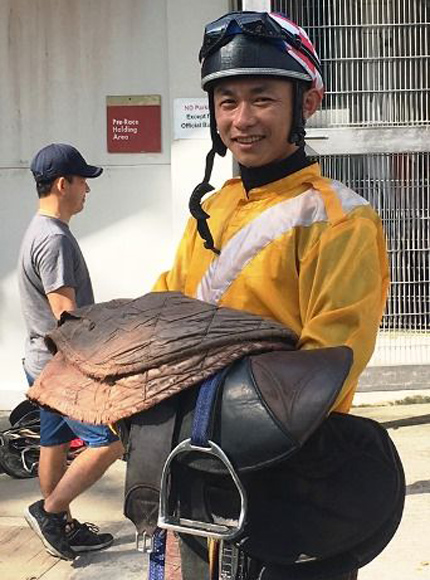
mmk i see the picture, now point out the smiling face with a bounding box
[213,77,297,168]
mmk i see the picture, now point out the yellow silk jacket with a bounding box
[154,163,389,412]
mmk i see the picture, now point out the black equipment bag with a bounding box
[0,400,86,480]
[0,400,40,479]
[122,347,405,579]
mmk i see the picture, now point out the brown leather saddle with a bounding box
[121,346,405,579]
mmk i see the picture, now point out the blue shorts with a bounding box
[24,364,119,448]
[39,408,119,447]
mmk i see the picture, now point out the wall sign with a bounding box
[106,95,161,153]
[173,98,210,140]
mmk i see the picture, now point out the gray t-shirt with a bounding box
[18,214,94,377]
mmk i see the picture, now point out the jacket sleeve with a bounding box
[152,217,198,293]
[298,213,389,412]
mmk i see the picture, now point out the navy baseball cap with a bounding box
[30,143,103,183]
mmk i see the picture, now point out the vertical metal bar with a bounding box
[410,153,417,331]
[398,0,401,125]
[426,1,429,125]
[419,0,423,125]
[405,0,409,125]
[336,0,341,127]
[364,0,369,125]
[318,0,326,121]
[331,0,336,127]
[405,153,411,331]
[395,153,399,334]
[391,0,397,126]
[381,2,385,124]
[349,0,353,126]
[408,0,412,126]
[356,0,361,126]
[424,153,427,331]
[425,152,428,331]
[389,154,396,333]
[417,153,422,329]
[420,152,424,330]
[396,0,400,125]
[398,154,404,332]
[413,0,417,125]
[387,1,392,125]
[370,0,374,124]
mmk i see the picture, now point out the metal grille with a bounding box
[316,153,430,335]
[273,0,430,365]
[274,0,430,127]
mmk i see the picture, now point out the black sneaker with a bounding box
[24,499,76,560]
[66,519,114,553]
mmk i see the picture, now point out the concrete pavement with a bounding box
[0,401,429,579]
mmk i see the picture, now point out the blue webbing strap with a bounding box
[191,370,227,446]
[148,371,225,580]
[148,528,166,580]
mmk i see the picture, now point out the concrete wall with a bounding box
[0,0,231,409]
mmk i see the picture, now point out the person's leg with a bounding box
[26,409,123,558]
[39,414,123,514]
[42,422,124,555]
[43,439,124,513]
[38,443,70,496]
[24,372,74,509]
[24,409,78,559]
[38,409,76,519]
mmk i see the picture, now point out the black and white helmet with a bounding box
[190,11,324,253]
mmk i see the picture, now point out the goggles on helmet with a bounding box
[200,11,323,79]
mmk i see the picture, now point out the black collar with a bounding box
[239,147,312,193]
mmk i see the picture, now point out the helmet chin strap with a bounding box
[188,150,221,255]
[288,82,307,148]
[188,92,226,255]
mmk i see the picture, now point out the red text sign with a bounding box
[107,95,161,153]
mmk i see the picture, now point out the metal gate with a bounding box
[272,0,430,366]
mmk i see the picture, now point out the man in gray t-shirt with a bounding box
[18,143,124,561]
[19,214,94,377]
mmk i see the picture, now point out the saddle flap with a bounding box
[251,346,353,445]
[177,346,353,473]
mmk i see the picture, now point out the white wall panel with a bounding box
[0,0,231,408]
[0,0,170,166]
[166,0,231,239]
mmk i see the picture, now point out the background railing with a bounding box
[316,152,430,336]
[274,0,430,365]
[274,0,429,128]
